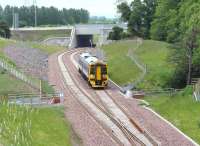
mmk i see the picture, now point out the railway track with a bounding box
[58,49,159,146]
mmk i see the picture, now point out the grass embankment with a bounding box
[30,42,66,55]
[145,87,200,144]
[134,40,174,89]
[102,40,173,87]
[103,39,199,144]
[11,29,71,42]
[102,40,142,85]
[0,39,57,94]
[0,39,35,94]
[0,103,72,146]
[0,72,35,94]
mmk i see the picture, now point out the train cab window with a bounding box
[90,66,95,74]
[101,65,107,74]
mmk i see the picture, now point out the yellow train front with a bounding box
[78,53,108,88]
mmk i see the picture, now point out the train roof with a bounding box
[80,52,105,65]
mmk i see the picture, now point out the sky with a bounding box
[0,0,124,18]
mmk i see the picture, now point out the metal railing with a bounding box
[193,79,200,101]
[125,39,147,90]
[0,58,40,89]
[0,92,63,106]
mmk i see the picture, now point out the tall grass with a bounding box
[0,101,34,146]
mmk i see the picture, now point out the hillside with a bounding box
[102,39,200,143]
[11,29,71,42]
[145,87,200,144]
[0,37,75,146]
[102,39,174,88]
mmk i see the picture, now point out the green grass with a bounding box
[41,80,55,94]
[11,29,71,42]
[102,40,174,88]
[30,42,66,55]
[145,89,200,144]
[102,40,142,85]
[0,71,35,94]
[135,40,174,89]
[0,103,72,146]
[31,107,72,146]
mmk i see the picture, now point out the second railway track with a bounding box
[58,49,159,146]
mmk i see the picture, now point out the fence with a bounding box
[0,58,40,89]
[193,79,200,101]
[125,39,147,90]
[0,92,63,106]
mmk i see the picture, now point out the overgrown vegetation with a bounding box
[0,102,72,146]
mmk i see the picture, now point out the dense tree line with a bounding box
[0,5,89,27]
[117,0,157,38]
[117,0,200,88]
[89,16,117,24]
[0,21,11,38]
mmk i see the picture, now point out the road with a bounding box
[48,48,198,146]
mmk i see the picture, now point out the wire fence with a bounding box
[193,79,200,101]
[0,92,64,106]
[0,58,40,89]
[124,39,147,91]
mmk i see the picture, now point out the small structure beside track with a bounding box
[4,93,64,106]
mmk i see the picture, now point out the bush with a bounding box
[108,26,124,40]
[0,21,11,38]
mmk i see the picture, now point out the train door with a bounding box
[96,66,102,81]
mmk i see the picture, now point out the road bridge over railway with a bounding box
[69,24,127,48]
[11,24,127,48]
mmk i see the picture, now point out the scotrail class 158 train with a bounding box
[78,52,108,88]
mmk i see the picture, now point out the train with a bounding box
[78,52,108,88]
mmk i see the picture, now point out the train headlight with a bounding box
[90,75,95,79]
[102,75,107,79]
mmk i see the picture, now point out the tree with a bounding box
[117,2,131,22]
[117,0,157,38]
[0,21,11,38]
[0,5,90,27]
[150,0,181,42]
[184,28,200,85]
[108,26,124,40]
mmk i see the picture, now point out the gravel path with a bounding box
[4,43,48,80]
[48,52,118,146]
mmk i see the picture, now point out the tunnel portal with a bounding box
[76,35,93,47]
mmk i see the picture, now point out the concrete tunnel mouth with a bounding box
[76,35,95,48]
